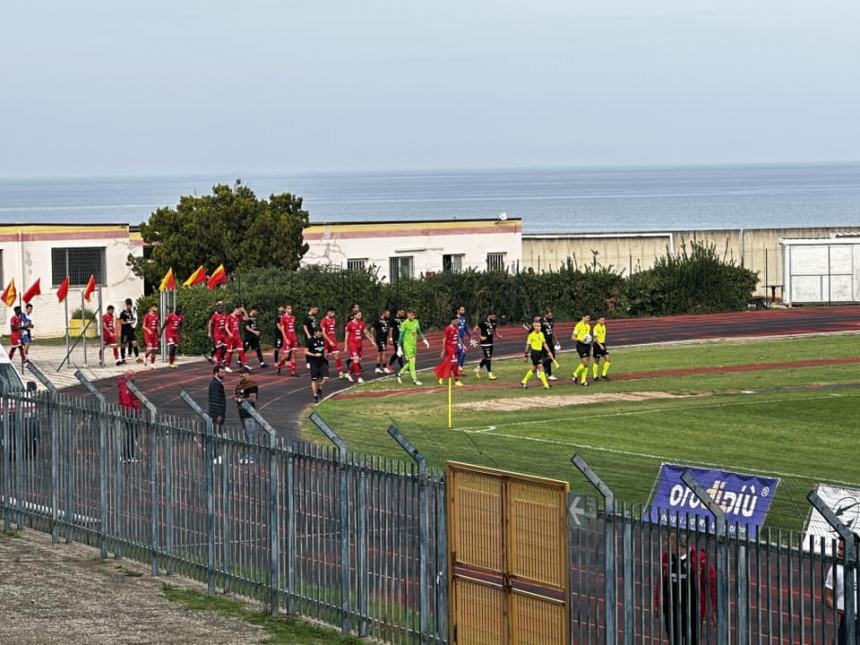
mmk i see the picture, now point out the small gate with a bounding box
[447,462,569,644]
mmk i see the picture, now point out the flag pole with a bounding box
[81,290,87,366]
[64,290,70,367]
[447,375,453,430]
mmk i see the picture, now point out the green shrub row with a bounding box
[137,242,757,355]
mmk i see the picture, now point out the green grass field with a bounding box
[306,334,860,530]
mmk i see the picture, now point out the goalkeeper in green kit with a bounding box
[396,308,430,385]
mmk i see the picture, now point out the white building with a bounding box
[0,224,144,337]
[302,217,523,281]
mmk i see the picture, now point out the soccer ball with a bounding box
[584,334,593,344]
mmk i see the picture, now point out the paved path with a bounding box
[0,528,265,645]
[53,306,860,440]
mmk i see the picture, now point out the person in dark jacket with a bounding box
[233,369,258,464]
[208,365,226,463]
[117,370,141,462]
[654,532,717,644]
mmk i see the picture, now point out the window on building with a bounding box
[442,254,464,273]
[389,256,414,283]
[347,258,367,272]
[486,252,507,272]
[51,247,106,287]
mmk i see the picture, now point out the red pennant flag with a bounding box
[57,276,70,303]
[83,274,97,302]
[206,264,227,289]
[159,268,177,292]
[182,265,207,287]
[22,278,42,304]
[1,279,16,307]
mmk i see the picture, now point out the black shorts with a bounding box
[244,335,260,351]
[481,344,494,360]
[309,360,330,381]
[121,327,136,343]
[375,339,387,352]
[576,342,591,358]
[274,334,283,350]
[593,342,609,358]
[530,349,545,367]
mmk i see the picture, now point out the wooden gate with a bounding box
[447,462,569,644]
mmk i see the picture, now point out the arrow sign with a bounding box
[568,493,596,529]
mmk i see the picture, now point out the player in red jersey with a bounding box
[161,306,184,368]
[343,310,373,384]
[276,304,300,376]
[143,304,160,368]
[100,304,122,366]
[206,300,227,366]
[434,315,463,386]
[223,305,248,373]
[8,306,25,367]
[320,307,345,378]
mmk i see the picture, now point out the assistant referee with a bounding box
[571,313,592,386]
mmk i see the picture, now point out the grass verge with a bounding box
[162,584,362,645]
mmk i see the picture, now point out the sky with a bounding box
[1,0,859,177]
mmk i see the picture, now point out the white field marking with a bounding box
[460,429,860,489]
[455,390,860,433]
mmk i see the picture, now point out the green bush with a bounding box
[625,241,758,316]
[138,242,757,355]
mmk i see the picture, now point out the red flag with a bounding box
[22,278,42,303]
[1,279,16,308]
[206,264,227,289]
[159,268,177,292]
[182,265,207,287]
[83,274,97,302]
[57,276,70,303]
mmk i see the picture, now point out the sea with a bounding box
[1,163,859,233]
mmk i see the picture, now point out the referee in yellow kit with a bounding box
[571,313,592,386]
[591,316,612,381]
[521,319,555,390]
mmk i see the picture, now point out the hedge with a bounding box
[137,241,757,355]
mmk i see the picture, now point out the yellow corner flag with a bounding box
[1,278,16,307]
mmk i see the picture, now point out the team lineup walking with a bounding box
[107,295,616,402]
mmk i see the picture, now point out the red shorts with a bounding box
[103,334,118,346]
[165,335,180,346]
[347,342,363,358]
[212,334,226,348]
[283,334,299,350]
[144,335,159,351]
[227,337,243,351]
[325,340,339,353]
[9,333,22,347]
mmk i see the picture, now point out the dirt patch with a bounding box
[456,390,700,413]
[0,528,265,645]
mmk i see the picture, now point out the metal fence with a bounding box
[0,385,448,644]
[1,380,858,644]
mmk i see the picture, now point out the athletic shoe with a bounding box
[259,362,267,368]
[240,366,251,374]
[455,380,464,387]
[488,373,497,380]
[357,377,365,384]
[375,367,383,375]
[413,380,422,386]
[224,366,233,374]
[313,395,319,403]
[521,384,527,389]
[580,380,589,387]
[396,374,403,384]
[383,367,393,375]
[344,373,354,383]
[474,367,481,379]
[338,372,347,379]
[438,378,444,385]
[544,385,551,390]
[548,375,558,381]
[169,364,177,369]
[601,375,610,381]
[592,376,600,382]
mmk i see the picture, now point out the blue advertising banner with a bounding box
[648,464,779,538]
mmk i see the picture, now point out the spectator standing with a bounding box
[233,369,259,464]
[117,370,141,462]
[208,365,226,464]
[826,538,859,645]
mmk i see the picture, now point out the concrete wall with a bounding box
[303,218,522,281]
[0,225,144,336]
[523,226,860,298]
